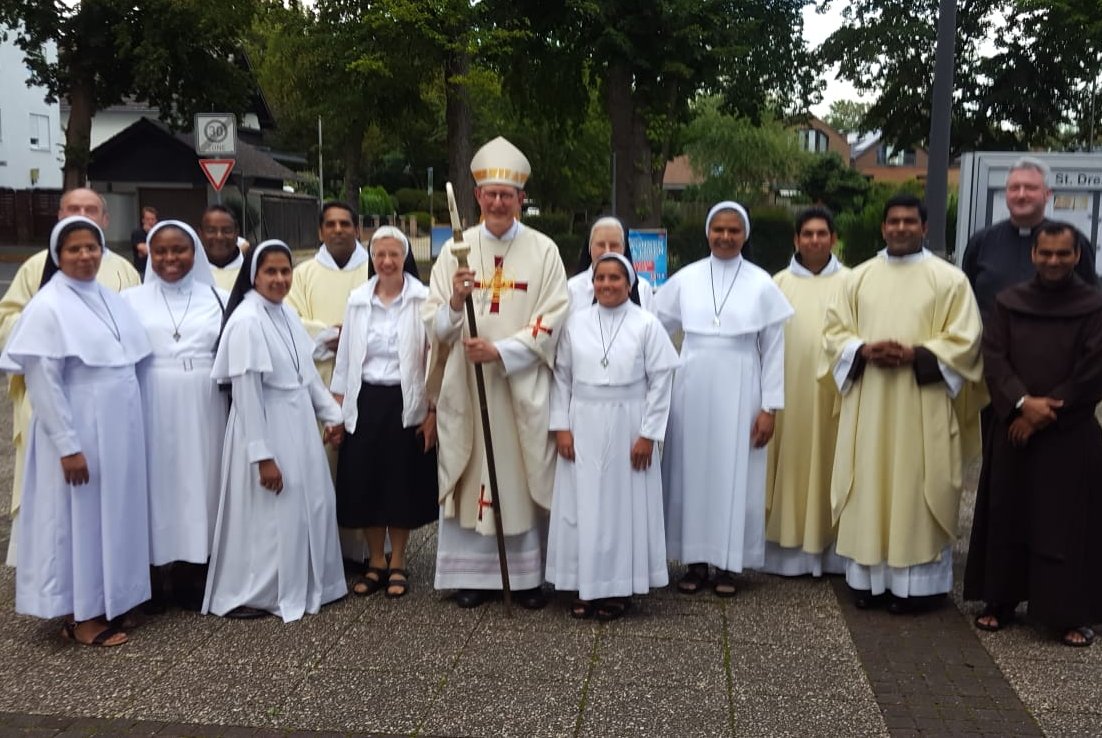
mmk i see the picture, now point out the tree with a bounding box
[501,0,820,227]
[820,0,1102,153]
[798,152,871,214]
[824,99,871,135]
[683,97,810,205]
[0,0,257,188]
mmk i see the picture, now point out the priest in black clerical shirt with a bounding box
[962,156,1097,321]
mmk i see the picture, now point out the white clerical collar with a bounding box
[788,253,842,278]
[708,253,743,271]
[878,247,930,264]
[316,241,369,271]
[216,250,244,271]
[480,220,522,241]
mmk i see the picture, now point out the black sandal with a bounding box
[385,568,409,599]
[595,598,631,622]
[1062,626,1095,648]
[713,569,738,598]
[570,599,594,619]
[61,620,128,647]
[352,566,387,597]
[677,563,710,594]
[974,604,1015,632]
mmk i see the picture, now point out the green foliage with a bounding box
[798,153,872,215]
[408,211,432,231]
[394,188,430,215]
[0,0,257,182]
[684,98,810,206]
[523,212,572,238]
[500,0,821,227]
[824,99,872,135]
[821,0,1102,152]
[834,180,927,266]
[667,218,708,272]
[749,206,796,275]
[360,186,395,216]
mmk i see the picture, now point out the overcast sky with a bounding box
[803,3,869,117]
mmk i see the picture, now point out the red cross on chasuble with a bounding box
[474,256,528,313]
[477,485,493,521]
[529,315,553,338]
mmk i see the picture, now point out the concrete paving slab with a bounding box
[276,668,439,734]
[579,680,731,737]
[118,659,310,727]
[318,616,468,674]
[994,658,1102,715]
[727,641,870,703]
[419,674,582,738]
[186,606,359,668]
[729,688,887,737]
[590,634,725,689]
[0,647,174,716]
[455,627,595,682]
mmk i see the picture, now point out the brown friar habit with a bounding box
[964,274,1102,629]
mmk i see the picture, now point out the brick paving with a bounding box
[831,579,1043,737]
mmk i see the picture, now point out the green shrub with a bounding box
[395,187,430,214]
[667,218,708,272]
[748,206,794,275]
[360,185,394,216]
[407,211,431,231]
[524,211,572,236]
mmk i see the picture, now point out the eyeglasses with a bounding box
[480,189,518,203]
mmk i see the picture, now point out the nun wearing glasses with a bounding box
[0,216,151,646]
[203,239,347,622]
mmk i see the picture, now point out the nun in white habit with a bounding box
[203,240,348,622]
[656,201,794,597]
[122,221,229,602]
[0,216,152,646]
[567,217,655,314]
[547,253,679,620]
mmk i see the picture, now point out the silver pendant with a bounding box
[172,331,181,342]
[713,316,721,327]
[600,357,609,368]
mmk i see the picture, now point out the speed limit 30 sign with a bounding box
[195,113,237,157]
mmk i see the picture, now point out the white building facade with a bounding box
[0,30,63,189]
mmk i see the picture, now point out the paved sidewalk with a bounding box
[0,398,1097,735]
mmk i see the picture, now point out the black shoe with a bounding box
[225,605,269,619]
[514,587,548,610]
[853,589,888,610]
[453,589,493,609]
[888,593,945,615]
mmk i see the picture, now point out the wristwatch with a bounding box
[1015,396,1026,411]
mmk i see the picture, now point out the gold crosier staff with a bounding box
[445,181,513,615]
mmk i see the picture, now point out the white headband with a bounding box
[369,226,410,257]
[594,251,637,288]
[249,239,291,284]
[706,201,751,239]
[50,215,105,266]
[144,219,216,287]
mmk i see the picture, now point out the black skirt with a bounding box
[335,383,439,529]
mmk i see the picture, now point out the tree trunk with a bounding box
[606,61,661,228]
[63,77,95,190]
[341,119,366,218]
[445,46,475,227]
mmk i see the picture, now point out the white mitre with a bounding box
[470,136,531,188]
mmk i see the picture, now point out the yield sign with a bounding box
[199,159,235,191]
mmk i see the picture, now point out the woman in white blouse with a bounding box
[332,227,437,599]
